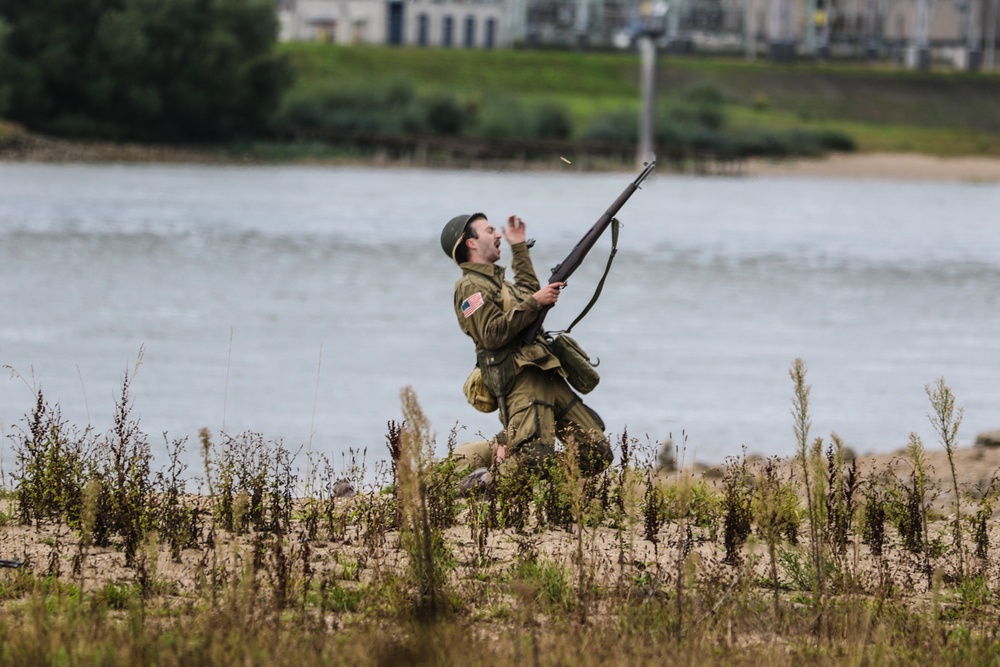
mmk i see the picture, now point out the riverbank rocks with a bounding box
[975,430,1000,448]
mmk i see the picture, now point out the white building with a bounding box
[277,0,1000,68]
[742,0,996,67]
[278,0,511,47]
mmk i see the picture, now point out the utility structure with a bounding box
[989,0,999,70]
[635,0,667,168]
[910,0,932,70]
[955,0,981,69]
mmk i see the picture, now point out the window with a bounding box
[485,17,496,48]
[387,1,404,45]
[443,15,454,46]
[418,13,429,46]
[464,15,475,47]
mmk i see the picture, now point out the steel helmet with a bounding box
[441,213,473,263]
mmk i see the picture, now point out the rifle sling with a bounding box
[560,217,620,336]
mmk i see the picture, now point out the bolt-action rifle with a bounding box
[520,155,656,344]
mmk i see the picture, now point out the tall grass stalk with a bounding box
[790,358,826,604]
[721,450,752,565]
[668,432,694,637]
[223,326,233,432]
[560,435,589,624]
[903,432,933,585]
[925,377,965,579]
[825,435,858,589]
[754,457,798,620]
[9,375,1000,664]
[306,342,323,491]
[397,386,450,618]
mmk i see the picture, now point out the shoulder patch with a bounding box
[461,292,484,318]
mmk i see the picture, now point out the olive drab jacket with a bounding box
[454,241,562,374]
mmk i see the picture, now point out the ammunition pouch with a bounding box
[550,334,600,394]
[475,345,517,401]
[463,367,498,413]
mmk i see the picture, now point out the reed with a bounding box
[926,378,965,580]
[2,363,1000,665]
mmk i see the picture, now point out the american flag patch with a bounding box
[461,292,484,318]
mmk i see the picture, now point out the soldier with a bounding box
[441,212,612,489]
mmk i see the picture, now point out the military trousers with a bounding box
[452,365,612,477]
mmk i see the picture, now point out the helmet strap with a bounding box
[450,234,466,263]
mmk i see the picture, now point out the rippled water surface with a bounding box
[2,163,998,471]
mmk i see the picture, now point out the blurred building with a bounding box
[277,0,508,47]
[276,0,1000,69]
[743,0,994,68]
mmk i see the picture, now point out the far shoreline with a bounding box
[2,133,1000,182]
[745,152,1000,183]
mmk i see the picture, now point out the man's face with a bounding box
[467,217,502,264]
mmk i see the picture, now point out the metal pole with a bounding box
[804,0,817,55]
[744,0,756,61]
[667,2,680,47]
[987,0,999,71]
[913,0,930,70]
[575,0,590,48]
[638,34,657,167]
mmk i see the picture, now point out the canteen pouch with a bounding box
[550,334,600,394]
[463,366,498,413]
[476,345,517,399]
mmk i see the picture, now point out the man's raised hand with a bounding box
[503,215,527,245]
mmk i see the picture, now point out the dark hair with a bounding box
[455,212,487,264]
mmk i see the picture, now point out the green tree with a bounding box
[0,0,292,141]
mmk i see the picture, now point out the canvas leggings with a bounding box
[452,366,612,477]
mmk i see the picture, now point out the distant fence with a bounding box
[274,128,748,174]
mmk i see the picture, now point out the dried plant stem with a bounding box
[790,359,825,602]
[926,378,965,579]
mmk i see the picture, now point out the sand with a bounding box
[746,153,1000,183]
[2,443,999,603]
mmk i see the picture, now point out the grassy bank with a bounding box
[280,44,1000,157]
[2,361,1000,664]
[4,46,999,163]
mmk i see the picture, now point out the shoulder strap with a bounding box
[561,218,620,335]
[500,280,514,311]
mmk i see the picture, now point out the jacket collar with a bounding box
[459,261,506,284]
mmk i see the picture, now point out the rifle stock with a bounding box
[520,156,656,343]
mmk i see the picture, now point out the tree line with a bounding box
[0,0,292,142]
[0,2,854,158]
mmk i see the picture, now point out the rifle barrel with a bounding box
[521,156,656,342]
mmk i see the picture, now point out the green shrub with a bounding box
[420,92,468,135]
[660,101,726,132]
[730,129,796,157]
[581,108,637,144]
[508,557,574,612]
[657,122,742,155]
[529,102,572,139]
[13,391,91,527]
[470,97,526,139]
[679,82,727,106]
[815,129,856,152]
[276,80,473,138]
[273,77,417,134]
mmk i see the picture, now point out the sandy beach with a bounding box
[3,441,999,592]
[746,152,1000,182]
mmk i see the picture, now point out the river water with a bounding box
[1,162,998,475]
